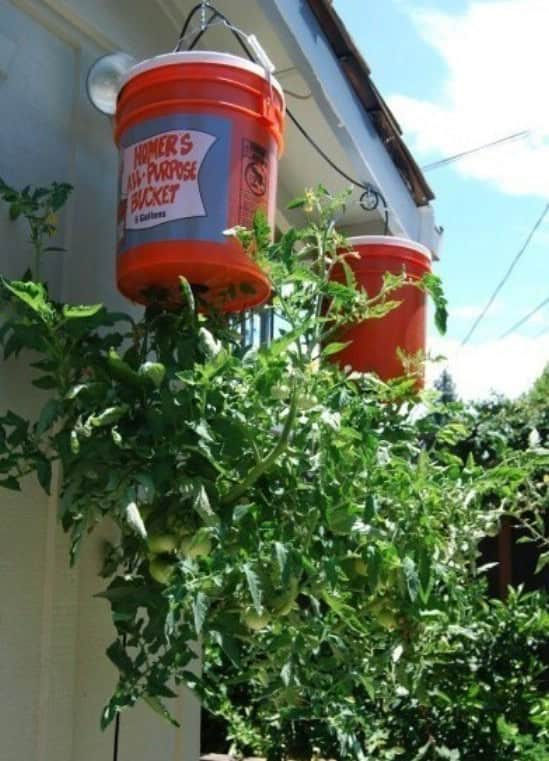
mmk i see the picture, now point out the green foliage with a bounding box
[420,272,448,335]
[0,177,73,279]
[449,375,549,590]
[0,184,547,760]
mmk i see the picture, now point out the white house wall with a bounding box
[0,1,200,760]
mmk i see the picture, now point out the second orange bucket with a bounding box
[330,236,432,385]
[114,52,285,311]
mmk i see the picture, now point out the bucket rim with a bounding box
[346,235,432,262]
[119,51,285,102]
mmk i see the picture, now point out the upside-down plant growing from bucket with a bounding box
[328,235,439,387]
[113,50,285,312]
[0,180,547,761]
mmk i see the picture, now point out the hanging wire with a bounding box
[283,88,312,101]
[287,111,390,233]
[177,13,253,54]
[175,1,390,234]
[498,295,549,339]
[111,632,127,761]
[112,711,122,761]
[176,3,251,53]
[183,12,217,50]
[175,2,210,49]
[422,130,531,172]
[461,202,549,346]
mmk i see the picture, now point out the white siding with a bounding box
[0,2,200,759]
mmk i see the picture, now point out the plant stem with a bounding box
[221,388,299,506]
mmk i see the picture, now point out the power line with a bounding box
[422,130,531,172]
[461,202,549,346]
[499,296,549,339]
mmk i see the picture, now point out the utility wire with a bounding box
[177,2,390,232]
[422,130,531,171]
[461,202,549,346]
[499,295,549,339]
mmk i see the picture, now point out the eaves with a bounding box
[306,0,435,206]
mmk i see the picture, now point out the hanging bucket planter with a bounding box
[329,236,432,385]
[114,51,285,311]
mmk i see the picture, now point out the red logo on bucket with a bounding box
[245,160,268,197]
[121,129,216,229]
[239,139,270,228]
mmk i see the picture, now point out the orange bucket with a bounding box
[330,236,432,385]
[114,52,285,311]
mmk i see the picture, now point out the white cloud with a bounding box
[427,332,549,399]
[450,299,549,326]
[451,300,504,320]
[389,0,549,196]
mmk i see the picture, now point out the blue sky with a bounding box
[334,0,549,398]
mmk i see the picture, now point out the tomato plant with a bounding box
[0,181,546,760]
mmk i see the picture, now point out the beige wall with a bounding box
[0,1,200,759]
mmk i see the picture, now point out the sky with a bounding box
[334,0,549,400]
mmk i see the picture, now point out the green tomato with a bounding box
[147,533,178,554]
[296,393,317,411]
[148,557,175,585]
[269,577,299,616]
[353,558,368,577]
[138,361,166,388]
[271,595,296,616]
[242,609,271,631]
[180,533,212,559]
[342,556,368,580]
[376,610,398,630]
[201,578,222,597]
[271,383,290,400]
[368,599,398,630]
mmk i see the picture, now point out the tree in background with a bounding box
[434,368,458,404]
[528,364,549,411]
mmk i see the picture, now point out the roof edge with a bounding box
[306,0,435,206]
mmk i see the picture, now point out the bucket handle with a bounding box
[175,4,277,101]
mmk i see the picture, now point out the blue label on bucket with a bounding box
[117,114,232,254]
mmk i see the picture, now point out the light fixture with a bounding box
[86,52,137,116]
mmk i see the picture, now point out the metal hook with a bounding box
[200,0,208,31]
[359,186,380,212]
[359,185,390,235]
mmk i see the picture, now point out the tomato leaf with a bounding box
[192,592,210,635]
[243,563,263,614]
